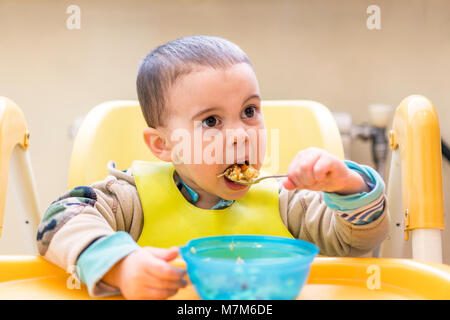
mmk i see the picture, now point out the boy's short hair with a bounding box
[136,35,253,128]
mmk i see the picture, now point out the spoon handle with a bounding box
[255,174,288,182]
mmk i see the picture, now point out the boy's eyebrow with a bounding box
[191,107,222,120]
[242,94,261,105]
[191,94,261,120]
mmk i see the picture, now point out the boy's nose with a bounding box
[224,127,252,163]
[226,127,250,146]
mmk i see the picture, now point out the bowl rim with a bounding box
[180,234,319,268]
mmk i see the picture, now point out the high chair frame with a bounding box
[380,95,445,263]
[0,97,41,253]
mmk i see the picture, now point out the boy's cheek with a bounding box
[188,164,220,181]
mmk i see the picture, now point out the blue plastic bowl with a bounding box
[180,235,319,300]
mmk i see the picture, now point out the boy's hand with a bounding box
[103,246,187,300]
[282,147,370,195]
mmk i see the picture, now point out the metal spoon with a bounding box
[218,173,288,185]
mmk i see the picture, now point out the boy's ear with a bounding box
[143,127,172,162]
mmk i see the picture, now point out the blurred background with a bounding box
[1,0,449,262]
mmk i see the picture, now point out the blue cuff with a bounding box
[323,160,385,212]
[76,231,141,295]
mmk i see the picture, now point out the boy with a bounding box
[37,35,389,300]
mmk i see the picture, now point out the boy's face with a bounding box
[154,63,266,201]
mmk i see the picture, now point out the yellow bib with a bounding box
[133,161,293,248]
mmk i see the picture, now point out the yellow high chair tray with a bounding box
[0,255,448,300]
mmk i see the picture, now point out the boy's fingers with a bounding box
[144,273,188,290]
[139,287,179,300]
[287,150,322,189]
[147,246,179,261]
[282,177,297,190]
[286,161,303,188]
[313,156,333,181]
[297,153,322,187]
[145,257,186,281]
[297,164,314,187]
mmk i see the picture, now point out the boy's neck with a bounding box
[174,171,224,210]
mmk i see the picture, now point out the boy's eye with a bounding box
[242,106,256,119]
[202,116,219,128]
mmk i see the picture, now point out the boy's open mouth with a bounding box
[218,161,260,190]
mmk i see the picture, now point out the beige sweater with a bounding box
[37,161,389,296]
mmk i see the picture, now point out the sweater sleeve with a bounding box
[76,231,141,297]
[322,160,386,225]
[36,161,144,297]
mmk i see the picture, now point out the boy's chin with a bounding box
[219,187,251,201]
